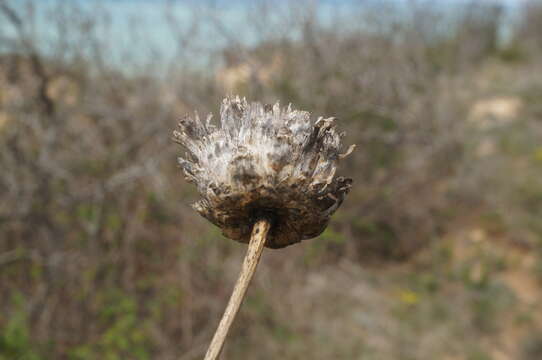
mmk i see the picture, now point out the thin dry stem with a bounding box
[203,218,271,360]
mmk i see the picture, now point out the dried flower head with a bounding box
[174,96,354,248]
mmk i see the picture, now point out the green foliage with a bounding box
[352,219,399,259]
[497,45,527,63]
[69,290,151,360]
[467,348,492,360]
[304,226,347,264]
[0,294,41,360]
[469,282,515,334]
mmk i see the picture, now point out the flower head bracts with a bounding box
[174,96,354,248]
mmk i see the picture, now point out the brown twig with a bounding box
[203,218,271,360]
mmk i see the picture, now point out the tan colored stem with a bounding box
[203,218,271,360]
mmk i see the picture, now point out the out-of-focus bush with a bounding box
[213,2,477,261]
[515,0,542,56]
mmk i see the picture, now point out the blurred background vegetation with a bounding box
[1,0,542,359]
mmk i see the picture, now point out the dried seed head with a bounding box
[174,96,354,248]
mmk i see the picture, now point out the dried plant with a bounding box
[173,96,354,358]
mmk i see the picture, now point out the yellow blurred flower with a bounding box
[399,290,420,305]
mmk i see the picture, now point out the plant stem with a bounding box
[203,218,271,360]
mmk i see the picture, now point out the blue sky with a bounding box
[1,0,529,72]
